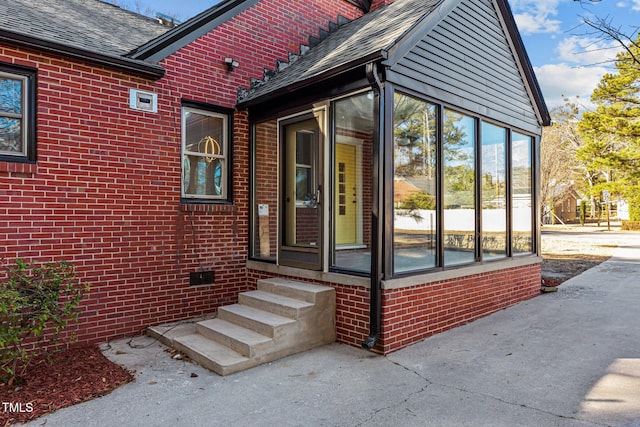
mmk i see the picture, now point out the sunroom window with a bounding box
[393,93,438,273]
[392,90,536,275]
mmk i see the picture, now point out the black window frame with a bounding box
[390,86,538,277]
[0,63,37,164]
[180,100,233,204]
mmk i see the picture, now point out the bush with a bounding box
[622,221,640,231]
[0,259,89,385]
[579,200,587,226]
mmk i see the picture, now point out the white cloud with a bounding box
[511,0,563,35]
[632,0,640,11]
[534,63,608,109]
[555,36,623,66]
[515,13,562,35]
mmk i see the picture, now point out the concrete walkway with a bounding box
[25,233,640,427]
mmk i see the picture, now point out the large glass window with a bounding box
[0,64,36,162]
[443,109,476,266]
[393,93,437,273]
[331,91,374,273]
[512,132,533,254]
[181,104,230,201]
[481,122,507,260]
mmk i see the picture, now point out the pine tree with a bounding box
[578,34,640,220]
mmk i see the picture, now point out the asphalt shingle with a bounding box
[0,0,170,57]
[238,0,443,103]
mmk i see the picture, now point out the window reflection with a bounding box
[182,108,227,199]
[393,93,437,273]
[481,122,507,260]
[443,109,476,266]
[331,91,374,273]
[0,75,25,155]
[512,132,533,253]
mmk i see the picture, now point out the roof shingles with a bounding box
[0,0,169,57]
[238,0,443,104]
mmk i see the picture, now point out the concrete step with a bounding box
[218,304,296,338]
[196,318,273,358]
[173,333,252,376]
[239,290,314,319]
[257,278,334,303]
[155,279,336,376]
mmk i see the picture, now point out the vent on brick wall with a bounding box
[237,15,352,103]
[129,89,158,113]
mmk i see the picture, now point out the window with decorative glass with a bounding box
[0,65,36,162]
[181,105,230,201]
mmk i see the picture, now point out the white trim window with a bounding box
[181,105,229,201]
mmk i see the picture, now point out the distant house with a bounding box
[546,184,584,223]
[1,0,549,369]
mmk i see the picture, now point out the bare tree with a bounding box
[581,15,640,67]
[540,102,584,220]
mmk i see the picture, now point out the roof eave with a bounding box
[493,0,551,127]
[128,0,260,62]
[237,51,385,109]
[0,29,165,80]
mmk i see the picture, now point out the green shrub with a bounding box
[622,221,640,231]
[0,259,89,385]
[579,200,587,226]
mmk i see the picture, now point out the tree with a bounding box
[580,14,640,68]
[540,102,586,219]
[578,34,640,220]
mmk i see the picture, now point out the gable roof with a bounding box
[237,0,550,126]
[0,0,169,78]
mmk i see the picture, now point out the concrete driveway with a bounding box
[25,232,640,427]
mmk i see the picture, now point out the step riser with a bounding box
[239,293,308,319]
[218,307,295,338]
[257,278,330,303]
[173,339,253,376]
[196,322,272,358]
[173,339,226,375]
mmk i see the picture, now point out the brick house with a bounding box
[1,0,549,370]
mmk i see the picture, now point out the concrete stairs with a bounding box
[147,278,336,376]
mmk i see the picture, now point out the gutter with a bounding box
[362,61,384,350]
[0,29,165,80]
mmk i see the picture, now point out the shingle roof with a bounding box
[0,0,170,57]
[238,0,443,104]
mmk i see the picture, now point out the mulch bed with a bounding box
[0,345,134,426]
[541,254,611,286]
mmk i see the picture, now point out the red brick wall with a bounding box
[371,0,395,11]
[249,262,541,353]
[379,262,541,353]
[0,0,363,346]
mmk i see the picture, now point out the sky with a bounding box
[135,0,639,113]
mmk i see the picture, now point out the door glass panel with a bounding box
[512,132,533,254]
[481,122,507,260]
[331,92,374,273]
[443,110,476,266]
[280,115,323,270]
[393,92,438,273]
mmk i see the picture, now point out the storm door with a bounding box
[279,112,324,270]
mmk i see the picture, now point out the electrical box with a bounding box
[129,89,158,113]
[190,270,215,286]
